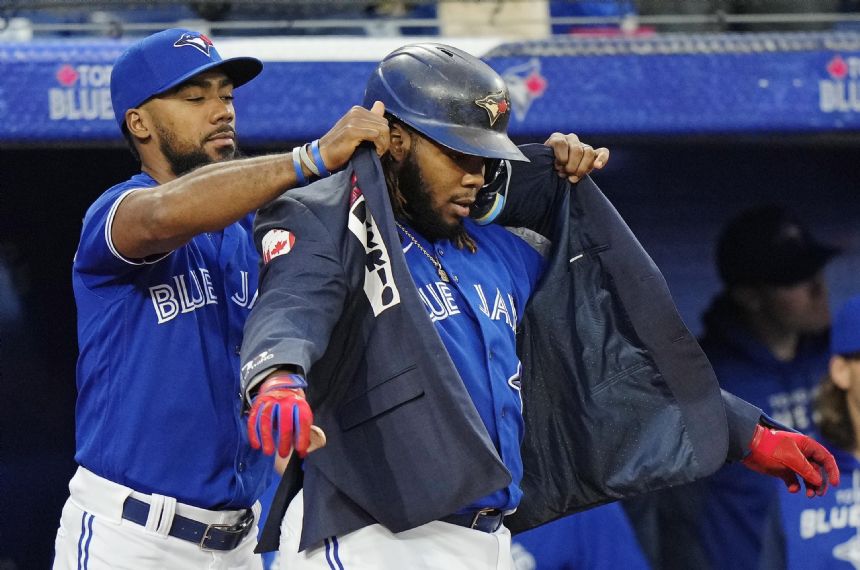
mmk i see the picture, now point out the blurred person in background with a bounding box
[694,205,839,567]
[626,204,841,570]
[759,294,860,569]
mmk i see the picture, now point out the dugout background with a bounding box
[2,135,859,568]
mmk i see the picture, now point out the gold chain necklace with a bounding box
[395,221,450,283]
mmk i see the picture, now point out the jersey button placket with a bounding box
[436,245,458,284]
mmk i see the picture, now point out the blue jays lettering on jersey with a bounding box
[73,172,271,509]
[398,218,544,512]
[761,445,860,570]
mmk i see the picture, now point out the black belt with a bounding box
[441,508,504,533]
[121,497,255,551]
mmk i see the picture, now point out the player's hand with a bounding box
[543,132,609,183]
[247,373,313,458]
[318,101,390,172]
[742,424,840,497]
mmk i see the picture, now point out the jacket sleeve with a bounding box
[722,389,763,461]
[494,144,566,237]
[240,195,348,401]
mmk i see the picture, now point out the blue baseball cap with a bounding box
[110,28,262,129]
[717,205,840,287]
[832,295,860,356]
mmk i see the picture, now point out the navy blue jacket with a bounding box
[241,144,762,552]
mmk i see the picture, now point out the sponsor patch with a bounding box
[262,229,296,264]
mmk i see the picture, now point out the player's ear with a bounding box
[388,123,411,163]
[125,108,151,142]
[830,355,852,390]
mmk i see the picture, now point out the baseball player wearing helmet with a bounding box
[52,30,606,569]
[239,43,839,569]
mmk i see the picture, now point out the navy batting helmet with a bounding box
[363,43,527,162]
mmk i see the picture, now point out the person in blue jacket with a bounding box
[760,294,860,569]
[239,43,839,569]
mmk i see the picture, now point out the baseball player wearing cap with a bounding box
[51,27,393,569]
[759,295,860,570]
[238,44,839,569]
[52,29,607,569]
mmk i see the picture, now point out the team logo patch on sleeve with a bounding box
[262,229,296,264]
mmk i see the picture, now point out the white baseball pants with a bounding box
[52,466,263,570]
[277,490,515,570]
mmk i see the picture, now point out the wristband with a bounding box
[310,139,331,177]
[299,143,321,177]
[291,147,308,186]
[262,372,307,390]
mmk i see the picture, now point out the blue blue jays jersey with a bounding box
[397,219,544,512]
[762,445,860,570]
[72,172,272,509]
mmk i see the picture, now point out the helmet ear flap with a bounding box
[483,159,502,185]
[471,160,510,225]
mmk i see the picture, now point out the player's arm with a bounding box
[112,102,390,259]
[723,389,840,496]
[240,196,347,458]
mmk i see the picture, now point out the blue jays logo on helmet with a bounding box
[474,91,510,127]
[173,32,214,57]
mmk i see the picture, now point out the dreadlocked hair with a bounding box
[382,116,477,253]
[816,372,856,452]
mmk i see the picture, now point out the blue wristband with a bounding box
[292,147,308,186]
[266,372,308,389]
[310,139,331,177]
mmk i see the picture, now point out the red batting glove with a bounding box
[247,374,313,458]
[742,425,841,497]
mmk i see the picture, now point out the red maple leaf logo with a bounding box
[827,56,848,80]
[56,64,79,87]
[270,240,289,257]
[498,99,509,114]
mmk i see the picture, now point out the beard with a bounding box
[157,124,238,177]
[397,152,467,243]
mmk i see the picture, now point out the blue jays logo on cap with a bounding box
[174,32,214,57]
